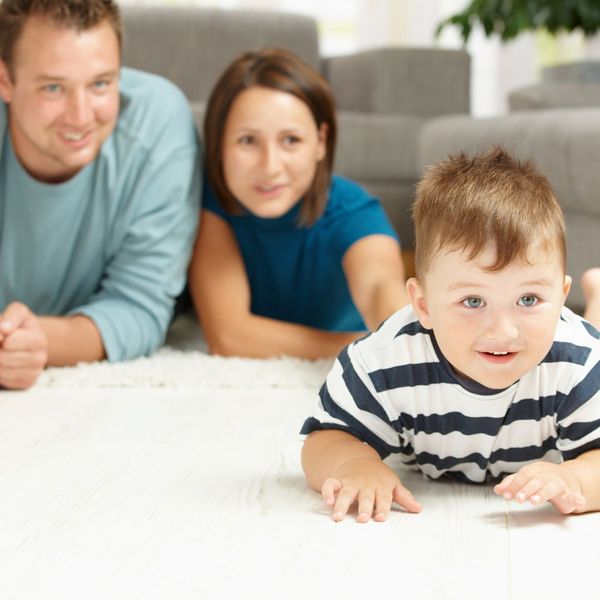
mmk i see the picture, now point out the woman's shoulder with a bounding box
[325,174,381,217]
[329,174,372,201]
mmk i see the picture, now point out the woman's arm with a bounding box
[343,235,409,331]
[188,211,361,358]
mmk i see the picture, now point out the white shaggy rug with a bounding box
[36,314,333,390]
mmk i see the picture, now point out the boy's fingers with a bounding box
[550,492,586,514]
[525,478,564,505]
[356,492,375,523]
[392,484,422,513]
[321,478,342,506]
[332,487,358,522]
[494,473,516,495]
[496,472,526,499]
[373,489,394,522]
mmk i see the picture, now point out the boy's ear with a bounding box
[563,275,572,302]
[0,59,14,103]
[407,277,432,329]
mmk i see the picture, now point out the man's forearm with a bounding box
[40,315,105,366]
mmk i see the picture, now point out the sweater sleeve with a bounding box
[72,82,201,362]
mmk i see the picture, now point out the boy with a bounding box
[301,147,600,522]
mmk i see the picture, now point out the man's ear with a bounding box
[407,277,432,329]
[0,59,14,103]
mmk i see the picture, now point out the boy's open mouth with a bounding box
[478,351,517,364]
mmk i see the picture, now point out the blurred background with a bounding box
[120,0,600,117]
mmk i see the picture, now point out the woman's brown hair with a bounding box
[204,48,337,226]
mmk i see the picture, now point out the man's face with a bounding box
[408,244,571,390]
[0,16,120,182]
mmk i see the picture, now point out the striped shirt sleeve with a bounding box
[300,341,404,458]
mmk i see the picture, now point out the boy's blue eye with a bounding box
[518,294,538,307]
[463,297,484,308]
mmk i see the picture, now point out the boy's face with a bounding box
[408,244,571,390]
[0,16,120,183]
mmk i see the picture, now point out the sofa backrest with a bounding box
[120,7,320,103]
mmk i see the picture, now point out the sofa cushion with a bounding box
[509,83,600,111]
[418,109,600,215]
[336,111,425,182]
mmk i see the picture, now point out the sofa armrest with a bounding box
[323,47,470,117]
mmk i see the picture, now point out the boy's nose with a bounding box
[484,313,519,341]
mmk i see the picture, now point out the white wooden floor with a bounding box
[1,387,598,600]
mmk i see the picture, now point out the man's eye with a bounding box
[463,297,484,308]
[43,84,61,93]
[92,80,109,90]
[518,294,538,307]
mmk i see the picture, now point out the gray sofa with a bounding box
[120,6,470,250]
[120,6,597,312]
[419,73,600,311]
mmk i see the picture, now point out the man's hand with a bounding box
[0,302,48,390]
[321,456,422,522]
[493,461,586,514]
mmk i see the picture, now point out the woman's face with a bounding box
[221,86,327,219]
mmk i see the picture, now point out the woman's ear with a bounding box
[316,123,328,162]
[407,277,432,329]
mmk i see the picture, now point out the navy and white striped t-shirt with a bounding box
[301,305,600,483]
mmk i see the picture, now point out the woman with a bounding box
[189,48,409,358]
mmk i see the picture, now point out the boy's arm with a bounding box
[301,429,421,522]
[494,449,600,514]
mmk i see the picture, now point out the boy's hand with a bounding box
[0,303,48,390]
[493,462,586,514]
[321,456,422,522]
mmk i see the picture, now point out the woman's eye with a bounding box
[462,297,484,308]
[283,135,301,145]
[238,135,254,145]
[518,294,538,307]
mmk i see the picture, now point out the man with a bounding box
[0,0,201,389]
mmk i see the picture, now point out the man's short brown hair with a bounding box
[0,0,122,75]
[413,146,566,278]
[204,47,337,227]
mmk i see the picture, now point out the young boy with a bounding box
[301,147,600,522]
